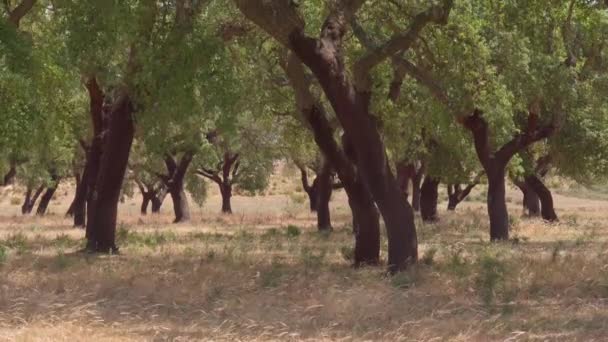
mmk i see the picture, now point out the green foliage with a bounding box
[186,170,208,207]
[285,225,301,238]
[0,244,7,264]
[475,253,509,308]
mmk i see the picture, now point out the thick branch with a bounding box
[196,168,222,184]
[8,0,36,27]
[352,0,452,90]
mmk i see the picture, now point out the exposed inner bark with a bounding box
[86,94,135,253]
[420,176,439,222]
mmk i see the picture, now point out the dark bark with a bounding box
[140,192,152,215]
[462,110,555,241]
[7,0,37,28]
[2,164,16,186]
[512,179,541,217]
[86,94,135,253]
[486,167,509,240]
[21,185,44,214]
[420,176,439,222]
[282,52,380,266]
[197,152,239,214]
[298,165,319,212]
[36,186,57,216]
[151,187,166,213]
[164,152,193,223]
[136,177,165,216]
[66,171,82,217]
[525,175,558,222]
[36,171,60,216]
[396,162,415,202]
[220,183,232,214]
[315,160,333,231]
[83,77,105,237]
[447,182,478,211]
[289,19,419,272]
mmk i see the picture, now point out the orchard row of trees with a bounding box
[1,0,607,272]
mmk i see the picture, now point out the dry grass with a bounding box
[1,180,608,341]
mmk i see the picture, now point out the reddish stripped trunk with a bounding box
[282,52,380,266]
[420,176,439,222]
[290,25,418,271]
[86,95,135,253]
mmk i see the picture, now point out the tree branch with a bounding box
[352,0,452,90]
[8,0,36,28]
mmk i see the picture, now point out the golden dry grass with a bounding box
[1,178,608,341]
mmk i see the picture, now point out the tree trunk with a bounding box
[36,172,60,216]
[447,180,480,211]
[220,183,232,214]
[66,172,81,217]
[315,161,333,231]
[282,52,380,267]
[36,185,58,216]
[169,188,190,222]
[141,193,152,215]
[349,182,380,266]
[513,179,540,217]
[151,188,166,213]
[2,164,16,186]
[86,95,135,253]
[299,166,319,212]
[71,162,91,227]
[21,187,32,214]
[396,162,414,202]
[420,176,439,222]
[83,77,105,242]
[525,175,558,222]
[289,25,418,271]
[487,167,509,241]
[165,153,193,223]
[22,186,45,214]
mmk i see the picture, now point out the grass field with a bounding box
[1,175,608,341]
